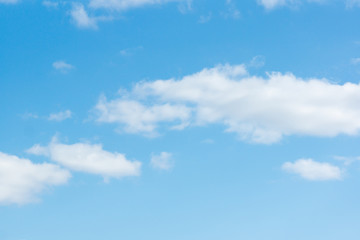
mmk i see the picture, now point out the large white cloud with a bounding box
[282,159,342,181]
[94,64,360,144]
[89,0,181,10]
[27,139,141,179]
[0,152,71,205]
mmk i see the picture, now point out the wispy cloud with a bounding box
[333,155,360,166]
[257,0,288,10]
[201,138,215,144]
[151,152,174,170]
[22,112,39,120]
[52,60,74,73]
[222,0,241,19]
[346,0,360,8]
[248,55,266,68]
[119,46,143,56]
[258,0,360,10]
[351,57,360,65]
[48,110,72,122]
[42,0,58,8]
[70,3,98,29]
[198,12,212,24]
[89,0,184,11]
[282,159,343,181]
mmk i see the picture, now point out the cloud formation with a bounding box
[42,0,58,8]
[48,110,72,121]
[151,152,174,170]
[351,58,360,65]
[282,159,342,181]
[346,0,360,7]
[27,139,141,179]
[94,97,191,136]
[52,60,74,73]
[89,0,180,10]
[0,152,70,205]
[70,3,98,29]
[258,0,360,10]
[257,0,288,10]
[94,64,360,144]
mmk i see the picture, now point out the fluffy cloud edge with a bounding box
[27,138,142,179]
[282,159,343,181]
[0,152,71,205]
[92,63,360,144]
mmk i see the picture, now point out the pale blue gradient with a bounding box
[1,1,360,240]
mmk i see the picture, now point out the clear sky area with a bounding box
[1,0,360,239]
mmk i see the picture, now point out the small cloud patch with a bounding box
[151,152,174,170]
[48,110,72,122]
[282,159,343,181]
[52,60,74,73]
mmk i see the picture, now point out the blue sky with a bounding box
[1,0,360,239]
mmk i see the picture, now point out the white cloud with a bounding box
[48,110,72,121]
[94,96,191,136]
[201,138,215,144]
[346,0,360,7]
[26,144,50,156]
[0,0,18,4]
[257,0,288,10]
[249,55,266,68]
[282,159,342,181]
[177,0,192,14]
[333,155,360,166]
[70,3,98,29]
[351,58,360,65]
[198,12,212,24]
[94,63,360,144]
[222,0,241,19]
[258,0,357,10]
[42,0,58,8]
[89,0,181,10]
[22,112,39,120]
[0,152,70,205]
[27,139,141,179]
[119,46,143,56]
[151,152,174,170]
[52,60,74,73]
